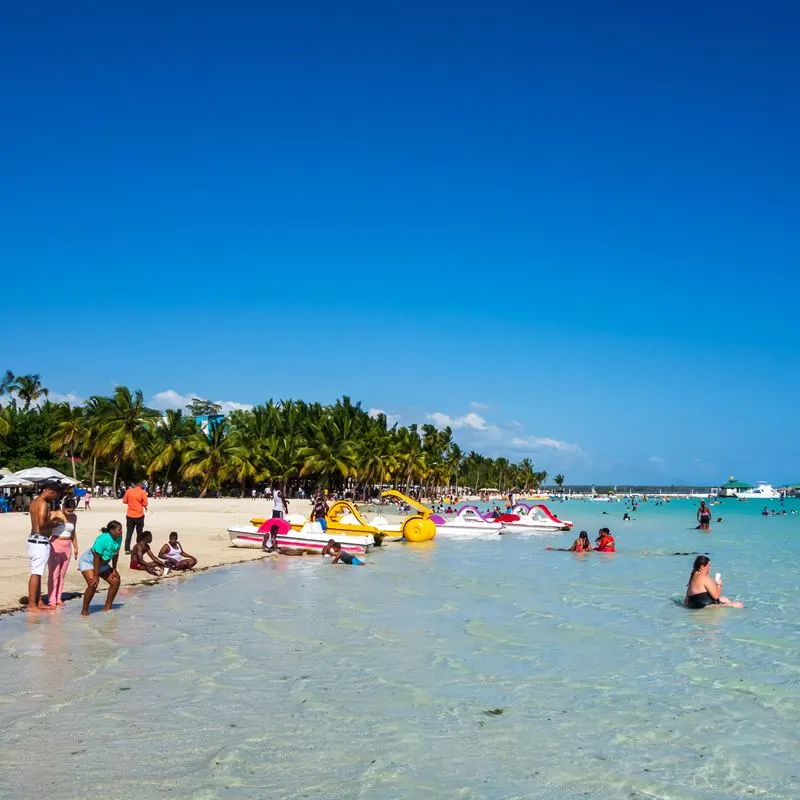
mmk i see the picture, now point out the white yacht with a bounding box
[735,482,781,500]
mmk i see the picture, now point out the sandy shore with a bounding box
[0,496,320,614]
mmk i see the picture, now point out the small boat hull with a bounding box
[434,523,503,537]
[228,525,373,554]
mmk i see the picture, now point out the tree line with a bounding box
[0,372,557,497]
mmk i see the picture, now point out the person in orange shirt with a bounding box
[122,481,149,554]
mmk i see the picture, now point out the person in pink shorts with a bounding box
[47,497,79,607]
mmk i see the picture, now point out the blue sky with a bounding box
[2,2,798,484]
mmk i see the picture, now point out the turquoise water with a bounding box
[1,498,799,798]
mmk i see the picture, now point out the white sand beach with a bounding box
[0,496,319,613]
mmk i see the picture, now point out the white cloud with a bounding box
[469,401,489,411]
[48,392,83,406]
[510,436,582,453]
[368,408,401,426]
[151,390,193,410]
[218,400,254,413]
[1,391,82,408]
[428,411,489,431]
[150,390,253,415]
[648,456,665,464]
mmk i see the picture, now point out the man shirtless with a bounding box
[27,480,62,611]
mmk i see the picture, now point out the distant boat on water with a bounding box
[714,477,781,500]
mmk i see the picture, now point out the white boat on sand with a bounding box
[227,522,373,554]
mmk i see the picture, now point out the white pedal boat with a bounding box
[227,521,373,554]
[429,505,503,537]
[500,503,573,533]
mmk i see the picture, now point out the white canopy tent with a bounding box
[0,467,78,486]
[0,474,35,488]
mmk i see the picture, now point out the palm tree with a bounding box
[0,370,16,399]
[495,457,510,493]
[90,387,159,492]
[298,414,357,489]
[180,421,250,497]
[397,424,423,491]
[13,373,49,410]
[147,409,196,488]
[0,404,14,440]
[517,458,534,490]
[532,470,548,491]
[49,404,84,480]
[554,473,565,496]
[447,443,463,495]
[354,414,397,497]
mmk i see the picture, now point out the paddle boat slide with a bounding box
[429,505,503,537]
[498,503,573,532]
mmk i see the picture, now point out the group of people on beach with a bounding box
[25,480,197,615]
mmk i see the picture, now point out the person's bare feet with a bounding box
[81,610,90,616]
[28,605,54,613]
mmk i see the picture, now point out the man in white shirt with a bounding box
[272,488,288,519]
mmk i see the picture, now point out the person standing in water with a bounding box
[79,521,123,615]
[26,481,63,612]
[697,501,712,531]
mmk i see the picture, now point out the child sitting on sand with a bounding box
[158,532,197,571]
[130,531,165,576]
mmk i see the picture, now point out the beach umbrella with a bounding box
[0,474,35,488]
[7,467,78,485]
[257,518,292,536]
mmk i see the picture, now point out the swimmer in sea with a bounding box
[623,512,631,521]
[684,555,743,609]
[546,531,591,552]
[327,541,364,565]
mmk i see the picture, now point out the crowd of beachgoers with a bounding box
[17,478,750,615]
[25,480,197,615]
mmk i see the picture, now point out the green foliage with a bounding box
[1,371,554,494]
[186,398,223,417]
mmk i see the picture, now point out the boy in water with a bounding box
[324,540,365,565]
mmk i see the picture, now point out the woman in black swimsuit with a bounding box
[684,555,743,609]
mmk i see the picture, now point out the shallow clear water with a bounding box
[2,498,799,799]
